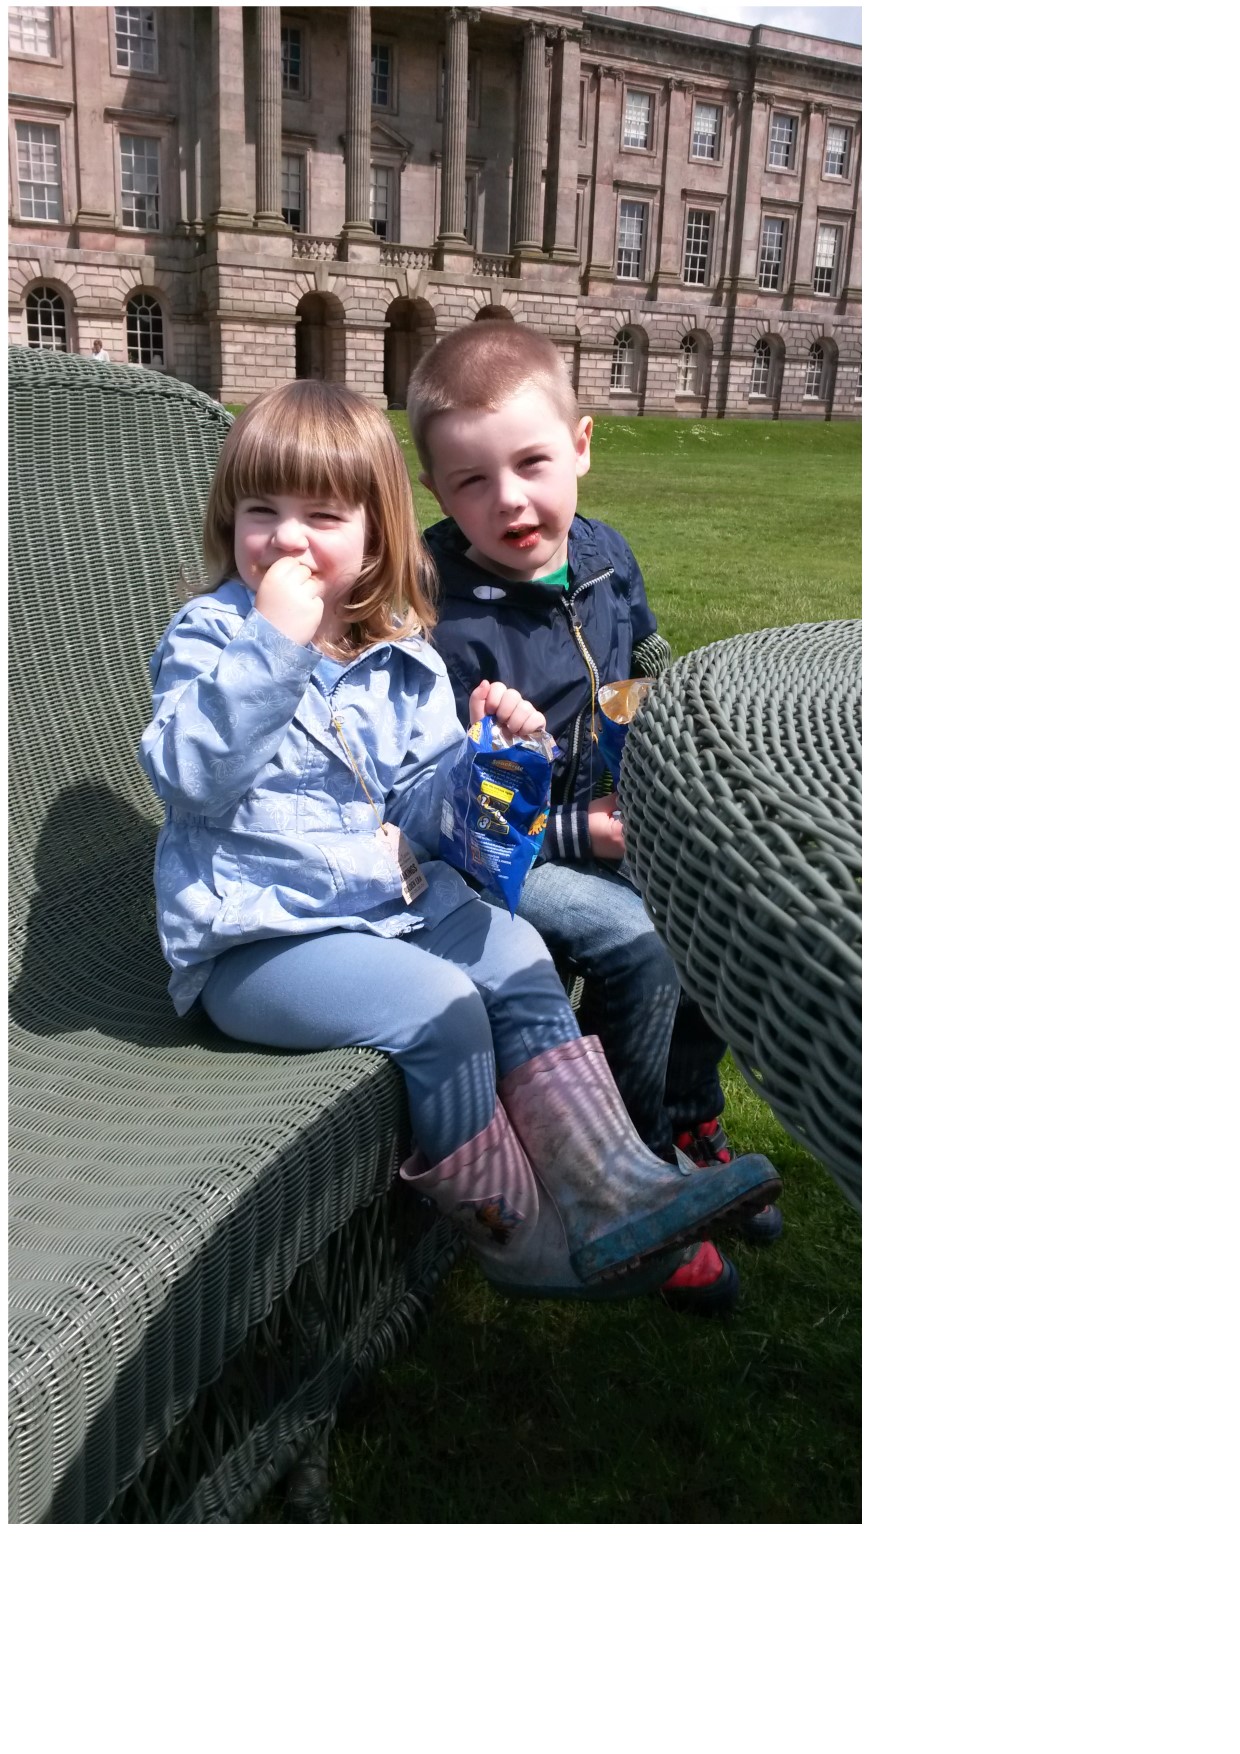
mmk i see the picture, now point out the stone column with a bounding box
[255,8,288,230]
[205,7,251,230]
[652,79,689,289]
[342,6,375,240]
[843,150,862,305]
[438,8,473,251]
[791,103,825,294]
[512,22,549,254]
[584,67,621,290]
[544,27,581,260]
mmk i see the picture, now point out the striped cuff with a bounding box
[545,801,593,861]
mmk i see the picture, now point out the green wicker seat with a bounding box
[8,347,460,1522]
[620,622,862,1210]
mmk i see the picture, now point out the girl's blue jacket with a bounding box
[426,514,658,859]
[139,579,473,1014]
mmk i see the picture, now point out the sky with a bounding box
[622,4,862,44]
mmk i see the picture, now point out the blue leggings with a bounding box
[200,897,578,1162]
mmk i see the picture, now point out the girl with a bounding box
[141,381,775,1308]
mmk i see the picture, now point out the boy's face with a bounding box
[420,385,592,583]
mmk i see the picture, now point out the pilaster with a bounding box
[544,27,582,262]
[513,22,549,257]
[342,5,378,252]
[255,8,290,234]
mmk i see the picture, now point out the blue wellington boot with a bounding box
[497,1035,782,1285]
[400,1105,680,1301]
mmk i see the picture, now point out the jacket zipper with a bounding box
[559,569,612,805]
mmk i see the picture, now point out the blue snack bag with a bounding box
[439,715,558,914]
[596,677,653,782]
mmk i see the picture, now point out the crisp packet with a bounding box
[596,677,653,781]
[439,715,559,914]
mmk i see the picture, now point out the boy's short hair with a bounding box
[407,322,581,474]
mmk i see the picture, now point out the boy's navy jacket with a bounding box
[427,514,658,861]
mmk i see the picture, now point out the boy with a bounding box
[408,322,782,1249]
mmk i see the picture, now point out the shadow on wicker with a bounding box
[620,622,861,1210]
[7,347,461,1523]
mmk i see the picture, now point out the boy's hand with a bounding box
[254,555,323,646]
[469,679,547,741]
[588,793,625,860]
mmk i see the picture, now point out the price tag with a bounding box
[377,822,428,904]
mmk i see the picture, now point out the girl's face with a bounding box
[233,492,369,609]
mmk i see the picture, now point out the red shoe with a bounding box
[675,1120,785,1246]
[659,1240,740,1315]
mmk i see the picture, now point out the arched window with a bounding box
[126,292,164,367]
[806,342,825,399]
[750,337,771,396]
[26,285,67,351]
[610,328,635,392]
[677,334,700,394]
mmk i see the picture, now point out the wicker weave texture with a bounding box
[620,622,861,1208]
[7,348,450,1521]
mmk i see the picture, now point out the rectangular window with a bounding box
[682,208,714,286]
[616,199,647,280]
[372,42,392,109]
[757,216,787,291]
[115,7,157,74]
[9,8,55,56]
[690,102,721,162]
[15,121,63,222]
[825,124,851,178]
[281,25,303,94]
[370,163,392,240]
[281,153,304,232]
[768,112,797,170]
[120,133,160,229]
[813,224,841,295]
[622,89,652,151]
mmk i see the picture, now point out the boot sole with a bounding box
[571,1176,783,1284]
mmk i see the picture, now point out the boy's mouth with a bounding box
[501,524,541,550]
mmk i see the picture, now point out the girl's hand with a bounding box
[254,555,323,646]
[587,794,625,860]
[468,679,547,741]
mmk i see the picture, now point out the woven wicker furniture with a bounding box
[8,347,460,1522]
[620,622,862,1209]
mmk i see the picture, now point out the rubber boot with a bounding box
[399,1104,679,1302]
[497,1035,783,1284]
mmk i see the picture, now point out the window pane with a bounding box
[682,209,714,286]
[26,286,66,350]
[812,224,840,295]
[750,340,770,395]
[281,154,304,231]
[757,217,786,290]
[623,90,652,149]
[691,102,720,160]
[115,6,157,73]
[10,8,54,56]
[16,121,62,221]
[282,26,302,93]
[372,43,391,107]
[611,329,634,390]
[127,293,164,367]
[768,113,796,169]
[678,335,699,394]
[616,200,646,279]
[370,165,392,239]
[806,344,824,398]
[120,135,160,229]
[826,125,850,176]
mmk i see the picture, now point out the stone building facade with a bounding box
[8,5,861,417]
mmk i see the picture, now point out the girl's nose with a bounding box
[272,516,310,552]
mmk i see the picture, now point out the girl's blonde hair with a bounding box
[203,379,437,649]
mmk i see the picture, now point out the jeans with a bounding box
[513,857,726,1157]
[200,895,578,1163]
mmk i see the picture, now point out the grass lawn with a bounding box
[263,412,862,1522]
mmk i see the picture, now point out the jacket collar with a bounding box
[425,516,612,606]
